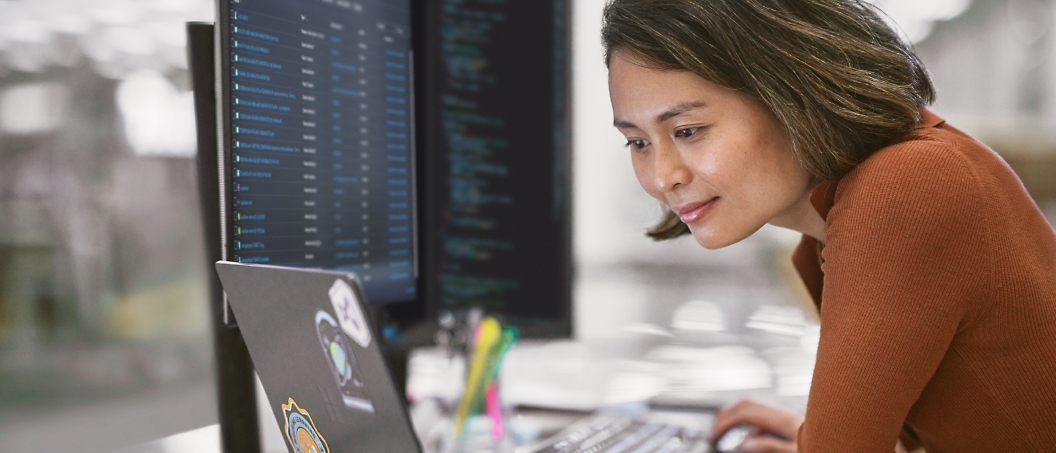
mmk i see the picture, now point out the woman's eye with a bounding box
[625,139,647,150]
[674,127,699,138]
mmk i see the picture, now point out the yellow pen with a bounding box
[453,317,501,436]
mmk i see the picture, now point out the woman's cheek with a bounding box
[631,158,659,199]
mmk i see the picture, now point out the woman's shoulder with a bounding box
[832,121,1010,219]
[821,118,1029,256]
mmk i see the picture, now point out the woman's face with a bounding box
[608,50,815,249]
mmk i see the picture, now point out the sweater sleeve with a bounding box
[797,144,990,452]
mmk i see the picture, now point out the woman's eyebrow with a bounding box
[613,101,708,129]
[656,101,707,123]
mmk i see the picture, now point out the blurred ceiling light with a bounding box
[89,4,144,26]
[0,83,68,135]
[4,19,52,44]
[48,14,94,35]
[116,70,196,157]
[149,21,189,48]
[149,0,198,14]
[0,0,214,76]
[867,0,972,43]
[104,26,157,55]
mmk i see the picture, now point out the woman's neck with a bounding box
[769,186,827,243]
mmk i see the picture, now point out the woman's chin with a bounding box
[688,225,748,250]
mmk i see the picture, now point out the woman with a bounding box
[602,0,1056,452]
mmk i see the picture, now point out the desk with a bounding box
[119,407,715,453]
[121,325,814,453]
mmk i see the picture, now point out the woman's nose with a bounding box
[652,141,692,192]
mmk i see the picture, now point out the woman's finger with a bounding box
[896,439,909,453]
[740,435,798,453]
[709,399,803,443]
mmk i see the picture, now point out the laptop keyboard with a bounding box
[530,414,717,453]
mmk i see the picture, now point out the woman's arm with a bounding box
[797,145,988,452]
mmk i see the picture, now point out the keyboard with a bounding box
[529,414,746,453]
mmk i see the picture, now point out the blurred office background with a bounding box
[0,0,1054,451]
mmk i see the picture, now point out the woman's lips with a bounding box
[677,197,719,224]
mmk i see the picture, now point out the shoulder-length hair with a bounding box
[601,0,935,240]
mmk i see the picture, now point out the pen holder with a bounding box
[451,316,518,443]
[450,376,514,453]
[453,415,514,453]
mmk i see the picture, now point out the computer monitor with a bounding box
[214,0,572,338]
[216,0,419,308]
[417,0,573,338]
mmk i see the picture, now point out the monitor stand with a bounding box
[187,21,261,453]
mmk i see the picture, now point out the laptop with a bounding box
[216,262,742,453]
[215,262,423,453]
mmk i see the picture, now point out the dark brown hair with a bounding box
[602,0,935,240]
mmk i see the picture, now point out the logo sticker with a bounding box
[316,310,375,413]
[281,398,330,453]
[328,279,372,348]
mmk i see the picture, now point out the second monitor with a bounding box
[418,0,573,338]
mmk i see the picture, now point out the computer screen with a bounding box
[216,0,418,306]
[418,0,572,337]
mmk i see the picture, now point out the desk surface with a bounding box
[117,411,590,453]
[119,407,716,453]
[118,333,810,453]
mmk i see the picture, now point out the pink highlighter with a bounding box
[485,383,504,441]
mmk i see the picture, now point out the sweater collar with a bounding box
[809,179,838,222]
[915,107,946,129]
[808,107,945,222]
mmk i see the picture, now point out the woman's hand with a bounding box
[708,399,911,453]
[708,399,803,453]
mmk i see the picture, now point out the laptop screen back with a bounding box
[215,262,421,453]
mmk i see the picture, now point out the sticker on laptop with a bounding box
[328,278,372,348]
[282,398,330,453]
[316,309,375,413]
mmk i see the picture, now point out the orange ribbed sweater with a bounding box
[791,109,1056,452]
